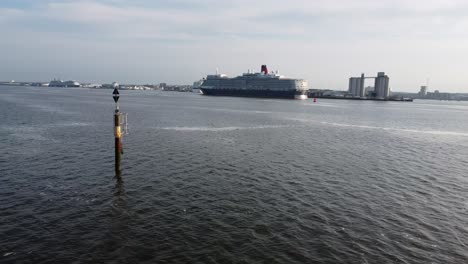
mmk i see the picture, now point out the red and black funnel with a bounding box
[261,65,268,74]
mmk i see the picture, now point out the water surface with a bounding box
[1,86,467,263]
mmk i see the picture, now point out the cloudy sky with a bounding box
[1,0,468,92]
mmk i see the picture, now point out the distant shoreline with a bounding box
[2,83,468,101]
[309,95,413,102]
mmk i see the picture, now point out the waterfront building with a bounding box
[374,72,390,99]
[364,86,374,96]
[427,91,451,100]
[348,73,365,97]
[348,78,360,96]
[419,86,427,96]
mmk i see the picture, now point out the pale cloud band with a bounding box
[1,0,467,92]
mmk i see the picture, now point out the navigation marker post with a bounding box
[113,88,123,177]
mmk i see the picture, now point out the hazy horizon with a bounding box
[1,0,468,93]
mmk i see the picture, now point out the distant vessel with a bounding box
[48,79,81,87]
[101,82,120,89]
[200,65,308,99]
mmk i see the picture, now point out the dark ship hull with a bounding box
[48,84,81,87]
[200,88,306,99]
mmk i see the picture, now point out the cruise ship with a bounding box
[199,65,308,99]
[48,79,81,87]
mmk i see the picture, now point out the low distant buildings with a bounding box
[426,90,451,100]
[415,86,452,100]
[161,84,191,92]
[309,89,344,98]
[101,82,119,89]
[364,86,374,95]
[48,79,81,87]
[82,83,102,88]
[418,86,427,96]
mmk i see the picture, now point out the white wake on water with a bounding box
[289,118,468,137]
[157,125,290,132]
[322,122,468,137]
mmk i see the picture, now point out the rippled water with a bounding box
[1,86,468,263]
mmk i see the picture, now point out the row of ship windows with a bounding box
[204,81,300,84]
[202,81,308,91]
[203,87,305,91]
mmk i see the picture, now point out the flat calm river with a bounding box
[1,86,467,263]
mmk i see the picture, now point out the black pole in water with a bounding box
[113,88,123,177]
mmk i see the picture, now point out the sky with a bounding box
[1,0,468,92]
